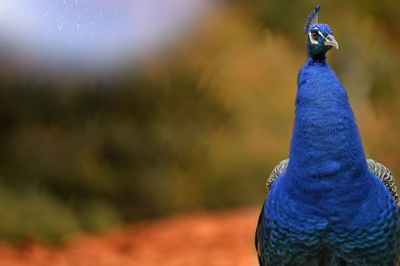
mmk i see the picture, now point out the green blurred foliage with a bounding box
[0,1,400,241]
[0,71,231,240]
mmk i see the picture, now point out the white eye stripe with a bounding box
[309,28,330,45]
[318,31,328,40]
[309,32,319,44]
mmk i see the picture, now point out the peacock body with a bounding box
[256,5,400,265]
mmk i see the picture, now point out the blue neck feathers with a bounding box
[286,57,369,188]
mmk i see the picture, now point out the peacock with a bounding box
[255,5,400,265]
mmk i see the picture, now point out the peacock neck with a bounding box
[307,49,327,61]
[287,57,368,180]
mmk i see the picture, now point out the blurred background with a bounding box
[0,0,399,265]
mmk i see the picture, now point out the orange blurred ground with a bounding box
[0,207,260,266]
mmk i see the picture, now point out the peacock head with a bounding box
[304,5,339,59]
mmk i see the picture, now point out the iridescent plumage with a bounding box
[256,5,400,265]
[266,159,400,207]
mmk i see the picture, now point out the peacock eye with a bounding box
[311,30,318,39]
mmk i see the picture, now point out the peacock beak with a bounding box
[324,34,339,49]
